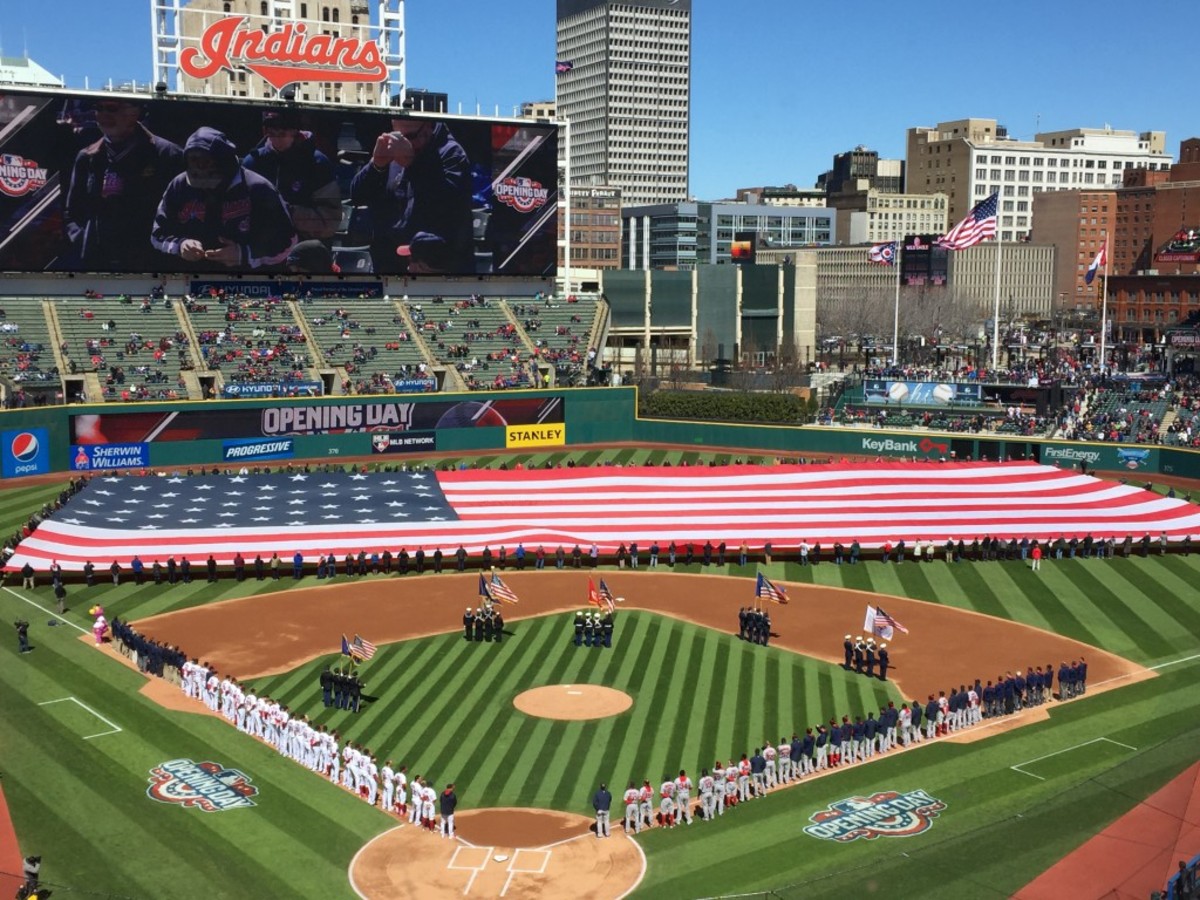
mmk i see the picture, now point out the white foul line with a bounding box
[1150,652,1200,671]
[2,586,89,634]
[38,696,123,739]
[1010,736,1137,781]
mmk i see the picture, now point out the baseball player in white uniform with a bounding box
[674,770,693,825]
[697,769,716,821]
[763,741,777,789]
[422,783,437,831]
[638,781,654,831]
[777,738,793,783]
[658,780,677,828]
[623,783,641,833]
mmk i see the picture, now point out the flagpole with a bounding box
[891,239,902,367]
[991,238,1003,371]
[1098,232,1110,373]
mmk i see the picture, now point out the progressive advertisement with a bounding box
[0,88,557,277]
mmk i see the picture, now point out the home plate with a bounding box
[567,690,583,695]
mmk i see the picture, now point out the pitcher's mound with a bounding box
[350,808,644,899]
[513,685,632,720]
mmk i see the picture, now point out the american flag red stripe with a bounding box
[7,463,1200,570]
[939,192,998,250]
[487,574,520,604]
[756,572,789,604]
[352,634,377,660]
[874,608,908,635]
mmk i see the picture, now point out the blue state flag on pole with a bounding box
[868,241,897,266]
[341,634,351,657]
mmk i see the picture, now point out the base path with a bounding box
[350,809,643,899]
[1015,761,1200,899]
[0,783,24,900]
[131,571,1148,702]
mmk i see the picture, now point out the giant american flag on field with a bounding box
[7,463,1200,571]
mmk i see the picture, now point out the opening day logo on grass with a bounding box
[803,789,946,842]
[147,759,259,811]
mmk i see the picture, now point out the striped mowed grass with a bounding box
[247,611,900,812]
[4,461,1200,898]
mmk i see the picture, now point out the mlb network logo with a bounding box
[2,428,49,478]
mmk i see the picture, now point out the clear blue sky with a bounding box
[8,0,1196,201]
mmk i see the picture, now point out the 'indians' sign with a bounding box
[180,16,388,91]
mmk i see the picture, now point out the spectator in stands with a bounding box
[350,118,473,275]
[243,109,341,242]
[151,127,296,271]
[64,96,184,271]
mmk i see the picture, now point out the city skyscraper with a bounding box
[556,0,691,207]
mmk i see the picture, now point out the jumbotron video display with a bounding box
[0,89,557,277]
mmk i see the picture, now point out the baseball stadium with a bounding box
[1,14,1199,900]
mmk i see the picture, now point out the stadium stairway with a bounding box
[171,302,206,399]
[286,300,330,374]
[502,300,542,362]
[42,300,73,395]
[393,299,466,392]
[1160,409,1179,433]
[589,296,611,353]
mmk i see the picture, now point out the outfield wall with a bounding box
[3,386,1199,482]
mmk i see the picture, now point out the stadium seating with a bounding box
[187,294,313,389]
[0,297,59,395]
[516,294,599,387]
[405,296,536,391]
[56,296,191,401]
[301,298,433,394]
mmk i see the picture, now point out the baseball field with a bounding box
[2,446,1199,899]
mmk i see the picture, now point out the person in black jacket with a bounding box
[592,782,612,838]
[320,667,334,707]
[151,127,295,271]
[63,96,183,271]
[439,783,459,838]
[350,119,473,275]
[463,607,475,641]
[242,108,340,242]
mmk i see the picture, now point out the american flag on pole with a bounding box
[755,572,789,604]
[487,572,520,604]
[872,606,908,640]
[597,578,617,614]
[352,634,377,660]
[555,60,574,74]
[8,464,1200,571]
[938,192,999,250]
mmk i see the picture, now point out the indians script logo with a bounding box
[0,155,50,198]
[804,789,946,842]
[180,16,387,91]
[495,177,550,213]
[147,759,258,812]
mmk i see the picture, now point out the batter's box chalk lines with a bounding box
[448,844,494,895]
[38,696,122,739]
[500,848,551,897]
[1010,736,1138,781]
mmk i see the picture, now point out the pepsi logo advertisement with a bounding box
[2,428,49,478]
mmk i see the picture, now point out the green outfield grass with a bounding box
[2,454,1200,899]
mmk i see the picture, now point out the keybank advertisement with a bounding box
[70,397,565,443]
[2,428,50,478]
[71,443,150,471]
[864,380,983,406]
